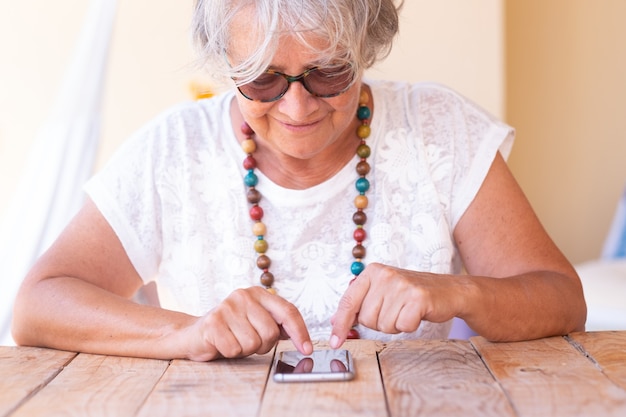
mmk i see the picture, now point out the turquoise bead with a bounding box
[244,170,258,187]
[351,261,365,275]
[355,177,370,193]
[357,105,371,121]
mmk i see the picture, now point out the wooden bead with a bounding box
[354,195,368,209]
[356,160,370,176]
[252,221,266,236]
[241,139,256,154]
[249,205,264,220]
[247,188,261,204]
[243,155,257,170]
[241,122,254,136]
[359,90,369,106]
[352,210,367,225]
[357,124,371,139]
[256,254,271,270]
[357,144,371,158]
[347,328,360,339]
[260,271,275,287]
[353,228,366,242]
[352,244,366,259]
[254,238,268,253]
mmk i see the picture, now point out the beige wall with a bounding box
[506,0,626,263]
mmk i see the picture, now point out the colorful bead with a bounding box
[241,93,373,338]
[356,161,370,176]
[347,328,361,339]
[351,261,365,275]
[244,171,258,187]
[246,188,262,204]
[256,254,271,269]
[243,155,256,170]
[356,144,371,159]
[241,139,256,154]
[254,238,268,253]
[355,177,370,193]
[354,195,368,209]
[352,244,366,258]
[249,205,264,220]
[357,105,371,121]
[353,228,366,242]
[352,211,367,225]
[260,271,275,287]
[357,124,371,139]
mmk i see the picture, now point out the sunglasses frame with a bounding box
[236,65,355,103]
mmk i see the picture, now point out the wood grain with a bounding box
[472,335,626,417]
[568,331,626,391]
[258,339,388,417]
[379,339,515,417]
[137,352,273,417]
[10,353,169,417]
[0,346,76,416]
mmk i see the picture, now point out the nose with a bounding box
[277,80,319,121]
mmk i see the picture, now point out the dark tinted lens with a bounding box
[305,66,354,97]
[238,72,287,102]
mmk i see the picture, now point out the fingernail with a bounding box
[330,334,340,349]
[302,340,313,355]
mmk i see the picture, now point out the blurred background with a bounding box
[1,1,625,339]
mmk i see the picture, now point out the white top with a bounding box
[85,80,514,341]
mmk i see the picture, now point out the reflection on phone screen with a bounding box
[276,350,350,374]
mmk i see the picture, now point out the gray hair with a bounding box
[191,0,403,85]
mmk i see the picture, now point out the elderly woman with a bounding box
[12,0,586,361]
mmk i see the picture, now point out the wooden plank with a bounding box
[259,339,388,417]
[472,335,626,417]
[137,351,273,417]
[379,339,515,417]
[568,331,626,391]
[0,346,76,416]
[11,353,169,417]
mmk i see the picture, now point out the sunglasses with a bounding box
[236,65,355,102]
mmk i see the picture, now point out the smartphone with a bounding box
[272,349,355,382]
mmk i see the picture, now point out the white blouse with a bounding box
[85,79,514,341]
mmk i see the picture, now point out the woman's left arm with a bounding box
[330,152,586,347]
[450,152,586,340]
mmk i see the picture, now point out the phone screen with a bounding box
[272,349,355,382]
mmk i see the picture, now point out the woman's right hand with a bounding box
[184,286,313,361]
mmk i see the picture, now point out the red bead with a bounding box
[249,205,264,220]
[243,155,257,170]
[347,328,360,339]
[353,228,366,242]
[241,122,254,136]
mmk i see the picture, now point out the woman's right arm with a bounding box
[12,199,312,360]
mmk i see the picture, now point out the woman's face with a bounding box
[228,20,363,163]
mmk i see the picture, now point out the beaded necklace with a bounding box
[240,89,371,338]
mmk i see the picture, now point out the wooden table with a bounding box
[1,331,625,416]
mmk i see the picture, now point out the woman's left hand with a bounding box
[329,262,462,348]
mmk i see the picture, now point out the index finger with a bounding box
[259,290,313,355]
[330,276,370,349]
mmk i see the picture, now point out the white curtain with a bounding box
[0,0,118,345]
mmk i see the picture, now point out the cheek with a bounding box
[236,96,271,121]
